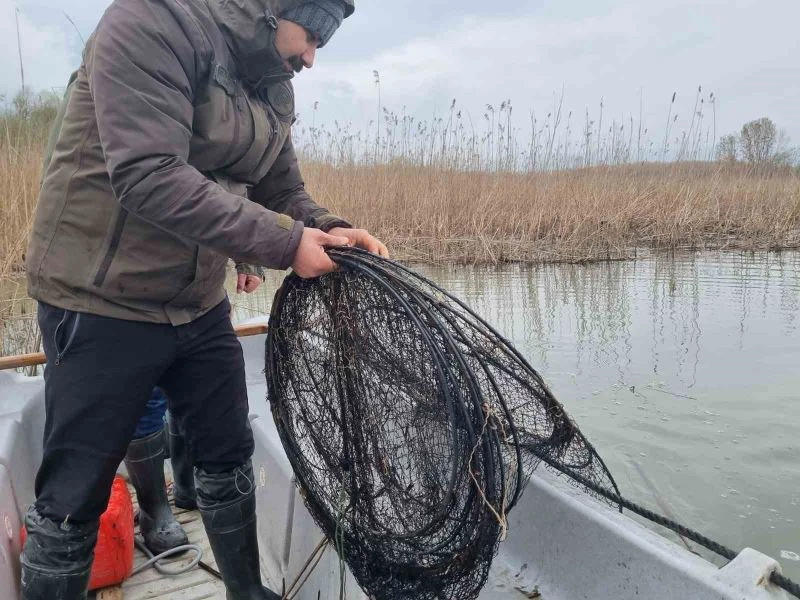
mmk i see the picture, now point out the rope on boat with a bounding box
[189,536,330,600]
[131,536,203,576]
[534,451,800,598]
[282,536,330,600]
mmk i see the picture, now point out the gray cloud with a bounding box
[0,0,76,97]
[297,0,800,148]
[3,0,798,148]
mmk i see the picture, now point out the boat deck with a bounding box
[99,484,228,600]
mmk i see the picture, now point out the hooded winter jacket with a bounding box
[26,0,354,325]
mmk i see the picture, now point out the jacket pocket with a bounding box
[94,211,197,304]
[93,207,128,287]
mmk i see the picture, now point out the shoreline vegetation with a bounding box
[301,160,800,264]
[2,93,800,356]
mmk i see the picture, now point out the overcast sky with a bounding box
[2,0,798,152]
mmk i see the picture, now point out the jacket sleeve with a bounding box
[85,0,303,270]
[249,134,352,232]
[235,262,265,279]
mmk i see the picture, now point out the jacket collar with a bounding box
[207,0,354,82]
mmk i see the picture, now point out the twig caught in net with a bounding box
[266,247,620,600]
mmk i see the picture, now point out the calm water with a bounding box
[232,250,800,579]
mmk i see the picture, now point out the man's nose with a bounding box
[302,46,316,69]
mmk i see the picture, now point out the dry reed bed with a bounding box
[2,142,799,280]
[1,135,43,357]
[304,162,800,263]
[1,145,41,275]
[2,140,799,356]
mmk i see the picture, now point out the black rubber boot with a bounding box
[20,506,97,600]
[196,461,281,600]
[124,429,189,554]
[166,411,197,510]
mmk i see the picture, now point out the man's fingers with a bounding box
[362,234,389,257]
[244,275,260,293]
[322,233,351,247]
[315,238,338,272]
[322,244,339,264]
[292,227,385,278]
[237,273,262,293]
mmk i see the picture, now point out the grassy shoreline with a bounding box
[6,150,800,264]
[300,160,800,263]
[3,143,799,271]
[2,134,799,334]
[2,153,799,360]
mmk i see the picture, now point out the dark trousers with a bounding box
[35,298,254,523]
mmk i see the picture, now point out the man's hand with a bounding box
[236,274,262,294]
[291,228,351,278]
[328,227,389,257]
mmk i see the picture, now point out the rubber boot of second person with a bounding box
[166,411,197,510]
[124,429,189,554]
[196,461,281,600]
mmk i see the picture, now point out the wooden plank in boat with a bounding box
[96,587,124,599]
[0,322,268,371]
[121,478,225,599]
[121,506,226,599]
[0,352,43,371]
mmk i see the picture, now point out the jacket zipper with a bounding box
[53,310,81,366]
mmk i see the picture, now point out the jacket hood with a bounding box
[207,0,354,81]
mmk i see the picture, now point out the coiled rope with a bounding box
[131,537,203,576]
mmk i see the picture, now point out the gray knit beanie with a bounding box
[281,0,346,47]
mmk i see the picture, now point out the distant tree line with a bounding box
[4,85,798,169]
[1,88,61,120]
[717,117,796,166]
[0,89,63,148]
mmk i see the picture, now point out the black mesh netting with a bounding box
[265,247,620,600]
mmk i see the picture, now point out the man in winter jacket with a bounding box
[20,1,386,598]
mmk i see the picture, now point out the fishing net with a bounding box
[266,247,620,600]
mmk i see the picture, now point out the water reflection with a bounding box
[424,252,798,394]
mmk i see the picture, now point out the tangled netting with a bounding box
[266,247,620,600]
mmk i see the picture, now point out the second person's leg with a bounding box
[125,388,189,554]
[166,409,197,510]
